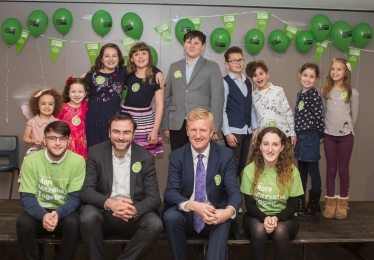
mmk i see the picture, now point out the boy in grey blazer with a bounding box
[161,30,224,151]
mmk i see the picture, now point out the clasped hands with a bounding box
[185,201,234,225]
[263,216,278,234]
[43,211,58,232]
[105,198,138,222]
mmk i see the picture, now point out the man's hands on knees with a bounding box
[185,201,234,225]
[43,211,58,232]
[105,198,138,222]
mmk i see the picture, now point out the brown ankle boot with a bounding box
[323,196,337,219]
[335,196,349,219]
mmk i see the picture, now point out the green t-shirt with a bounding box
[240,162,303,216]
[19,149,86,209]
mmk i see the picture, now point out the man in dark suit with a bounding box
[163,108,241,260]
[80,113,163,260]
[161,30,224,151]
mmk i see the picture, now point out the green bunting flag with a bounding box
[16,30,30,54]
[348,47,362,70]
[315,41,330,62]
[154,22,172,46]
[255,12,270,33]
[221,14,237,36]
[284,23,301,44]
[49,38,65,64]
[120,38,136,54]
[188,17,202,31]
[84,42,101,66]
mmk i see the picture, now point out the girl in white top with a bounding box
[245,60,296,146]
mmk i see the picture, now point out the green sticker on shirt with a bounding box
[132,83,140,92]
[341,91,348,101]
[72,116,81,126]
[214,174,221,186]
[132,162,142,173]
[96,75,105,85]
[174,70,182,78]
[268,121,277,127]
[298,101,305,111]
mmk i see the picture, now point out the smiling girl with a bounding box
[246,60,296,146]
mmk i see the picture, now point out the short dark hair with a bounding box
[108,112,137,132]
[224,46,243,62]
[44,121,71,137]
[183,30,206,45]
[299,62,320,78]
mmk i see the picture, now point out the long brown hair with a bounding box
[126,42,154,85]
[88,43,124,74]
[321,57,352,103]
[248,127,294,195]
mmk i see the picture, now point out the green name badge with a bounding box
[174,70,182,78]
[132,162,142,173]
[214,174,221,186]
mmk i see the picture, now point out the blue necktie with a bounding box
[193,154,206,233]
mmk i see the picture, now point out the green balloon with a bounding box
[53,8,73,36]
[27,10,49,37]
[330,21,352,52]
[175,19,195,45]
[295,30,314,53]
[353,23,373,48]
[210,28,231,53]
[121,12,143,40]
[244,29,265,55]
[309,14,331,42]
[1,18,22,45]
[92,10,112,37]
[268,30,289,52]
[149,45,158,66]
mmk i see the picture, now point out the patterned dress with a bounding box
[57,101,88,159]
[85,67,126,148]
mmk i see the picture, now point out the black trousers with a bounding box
[79,204,163,260]
[169,120,190,151]
[16,210,80,260]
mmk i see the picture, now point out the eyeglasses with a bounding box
[46,136,69,142]
[227,59,245,64]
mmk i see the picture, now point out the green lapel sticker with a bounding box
[174,70,182,78]
[298,101,305,111]
[268,121,277,127]
[72,116,81,126]
[132,83,140,92]
[96,75,105,85]
[341,92,348,101]
[132,162,142,173]
[214,174,221,186]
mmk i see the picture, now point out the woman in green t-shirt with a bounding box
[240,127,304,260]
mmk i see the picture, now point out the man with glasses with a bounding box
[161,30,224,151]
[17,121,86,260]
[222,46,258,180]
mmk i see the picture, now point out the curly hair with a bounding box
[62,78,91,102]
[299,62,320,78]
[248,127,294,195]
[28,88,63,117]
[321,57,352,103]
[126,42,154,85]
[88,43,124,74]
[245,60,269,78]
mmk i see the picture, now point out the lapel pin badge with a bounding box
[214,174,221,186]
[132,161,142,173]
[174,70,182,78]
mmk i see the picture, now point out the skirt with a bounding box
[294,131,321,162]
[121,105,163,156]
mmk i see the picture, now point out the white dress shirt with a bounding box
[110,146,132,200]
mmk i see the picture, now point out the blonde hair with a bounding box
[187,108,214,130]
[321,57,352,103]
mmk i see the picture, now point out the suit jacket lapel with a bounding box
[187,56,204,86]
[206,142,218,196]
[184,145,195,196]
[179,59,188,87]
[105,141,114,193]
[130,145,138,200]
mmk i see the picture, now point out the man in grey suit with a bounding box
[80,113,163,260]
[161,30,224,151]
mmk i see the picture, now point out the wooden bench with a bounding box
[1,199,373,260]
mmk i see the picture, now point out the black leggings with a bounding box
[243,214,299,260]
[298,161,321,192]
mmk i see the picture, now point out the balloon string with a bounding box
[36,39,47,88]
[64,36,68,80]
[355,57,360,89]
[319,58,322,89]
[5,49,9,123]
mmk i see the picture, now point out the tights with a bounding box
[243,214,299,260]
[297,161,321,192]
